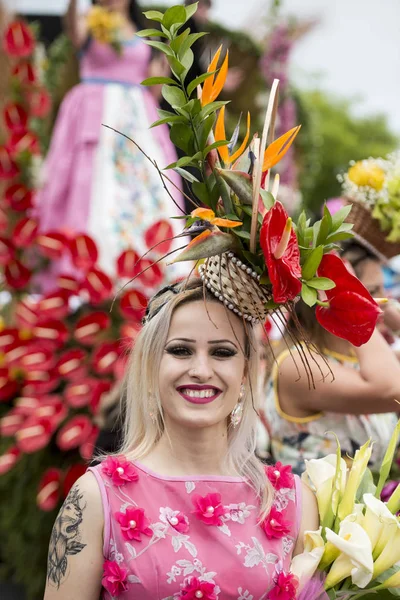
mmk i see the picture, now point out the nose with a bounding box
[188,352,214,381]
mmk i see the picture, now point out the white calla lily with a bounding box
[302,454,347,524]
[362,493,398,554]
[290,527,325,591]
[373,524,400,578]
[324,520,373,589]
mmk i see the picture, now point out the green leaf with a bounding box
[136,28,168,38]
[162,85,187,108]
[306,277,336,291]
[331,204,353,232]
[198,114,216,148]
[316,213,331,246]
[323,202,333,232]
[144,40,173,56]
[184,1,199,21]
[141,76,178,86]
[162,6,187,29]
[142,10,164,23]
[179,32,208,59]
[150,115,187,128]
[203,140,229,157]
[174,167,199,183]
[192,181,210,205]
[325,231,354,244]
[167,55,186,77]
[233,230,251,240]
[260,190,275,212]
[170,123,194,154]
[180,48,194,81]
[170,28,190,54]
[355,468,376,502]
[301,283,317,307]
[312,221,321,247]
[375,419,400,499]
[199,100,230,120]
[336,222,354,233]
[187,71,215,97]
[301,245,324,280]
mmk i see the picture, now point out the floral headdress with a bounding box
[339,151,400,260]
[120,3,382,356]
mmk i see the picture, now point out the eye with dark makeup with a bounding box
[165,345,237,358]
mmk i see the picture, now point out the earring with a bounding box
[230,384,245,428]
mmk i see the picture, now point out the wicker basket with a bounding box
[345,200,400,261]
[198,252,272,323]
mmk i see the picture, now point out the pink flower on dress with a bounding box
[101,456,138,486]
[262,506,291,539]
[267,570,299,600]
[101,559,129,597]
[115,507,152,542]
[168,511,189,533]
[266,462,294,490]
[191,492,227,526]
[180,576,218,599]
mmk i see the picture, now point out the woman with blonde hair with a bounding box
[43,278,317,599]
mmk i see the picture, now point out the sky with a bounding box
[10,0,400,135]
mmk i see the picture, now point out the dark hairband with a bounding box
[142,283,180,325]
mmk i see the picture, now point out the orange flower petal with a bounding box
[211,218,242,228]
[229,111,251,165]
[262,125,301,172]
[209,50,229,104]
[191,208,215,221]
[201,45,222,107]
[215,106,229,163]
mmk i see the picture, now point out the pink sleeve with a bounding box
[87,466,111,558]
[294,474,302,540]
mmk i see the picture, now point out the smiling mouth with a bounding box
[177,387,222,404]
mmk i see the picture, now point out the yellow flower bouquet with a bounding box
[86,6,124,54]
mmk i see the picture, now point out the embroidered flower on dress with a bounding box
[262,507,291,539]
[180,576,218,599]
[102,559,129,597]
[101,455,138,486]
[266,462,294,490]
[115,506,152,541]
[267,570,299,600]
[191,493,227,526]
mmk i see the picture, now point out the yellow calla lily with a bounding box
[200,45,229,107]
[190,208,242,228]
[215,106,251,165]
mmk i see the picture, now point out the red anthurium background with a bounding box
[3,21,35,57]
[119,289,148,321]
[56,415,93,451]
[92,341,121,375]
[56,349,87,380]
[16,416,54,453]
[116,248,141,279]
[260,201,302,303]
[74,311,111,345]
[11,61,37,85]
[0,236,15,265]
[36,232,68,259]
[315,253,381,346]
[36,468,62,511]
[5,259,31,289]
[26,87,52,118]
[3,102,28,133]
[0,446,21,475]
[0,409,25,437]
[63,463,87,497]
[81,267,113,304]
[69,234,98,270]
[7,130,40,157]
[4,183,34,211]
[38,290,70,320]
[144,219,173,255]
[0,146,19,180]
[12,217,39,247]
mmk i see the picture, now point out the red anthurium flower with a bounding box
[4,340,29,368]
[116,506,152,541]
[113,353,129,379]
[38,290,70,320]
[7,130,40,157]
[92,341,121,375]
[56,349,87,380]
[22,369,60,395]
[32,319,69,350]
[37,468,62,511]
[116,248,140,279]
[101,455,139,486]
[57,274,80,295]
[56,415,93,451]
[69,234,98,270]
[0,237,15,265]
[34,395,67,428]
[191,492,227,526]
[120,322,142,345]
[266,462,294,490]
[64,378,95,408]
[63,463,87,497]
[180,577,218,600]
[102,560,129,597]
[0,146,19,179]
[89,380,112,414]
[13,395,39,417]
[3,20,35,57]
[267,570,299,600]
[26,87,52,118]
[11,61,36,85]
[16,416,53,453]
[119,289,148,321]
[15,298,38,329]
[5,258,31,289]
[74,311,110,345]
[144,220,173,255]
[3,102,28,133]
[4,183,34,211]
[0,207,8,232]
[260,201,302,303]
[80,424,99,461]
[136,258,163,288]
[0,445,21,475]
[0,328,20,353]
[81,268,113,304]
[315,253,381,346]
[262,506,292,539]
[36,232,68,259]
[0,368,19,402]
[12,217,39,248]
[0,409,25,437]
[16,343,55,372]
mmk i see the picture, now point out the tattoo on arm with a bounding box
[47,485,87,588]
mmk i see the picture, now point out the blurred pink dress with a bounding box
[36,37,183,283]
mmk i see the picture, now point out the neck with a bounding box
[140,419,233,477]
[323,332,353,356]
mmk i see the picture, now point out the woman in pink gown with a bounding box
[36,0,183,285]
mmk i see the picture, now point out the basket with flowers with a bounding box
[86,5,124,54]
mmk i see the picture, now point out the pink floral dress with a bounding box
[88,457,301,599]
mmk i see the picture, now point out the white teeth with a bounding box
[181,388,216,398]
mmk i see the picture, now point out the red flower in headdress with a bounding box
[0,409,25,437]
[11,61,37,85]
[4,183,34,211]
[6,130,40,157]
[56,415,93,451]
[5,259,31,289]
[56,349,87,380]
[37,468,62,511]
[36,232,68,259]
[69,234,98,270]
[3,102,28,133]
[92,341,121,375]
[116,248,140,279]
[38,290,70,320]
[144,219,173,255]
[12,217,39,248]
[315,253,381,346]
[16,416,54,453]
[260,201,302,303]
[0,146,19,180]
[74,311,110,345]
[119,289,148,321]
[32,319,69,350]
[0,237,15,265]
[26,87,52,118]
[81,267,113,304]
[3,20,35,57]
[0,445,21,475]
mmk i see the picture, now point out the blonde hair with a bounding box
[118,278,274,519]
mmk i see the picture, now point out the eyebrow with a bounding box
[167,337,238,348]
